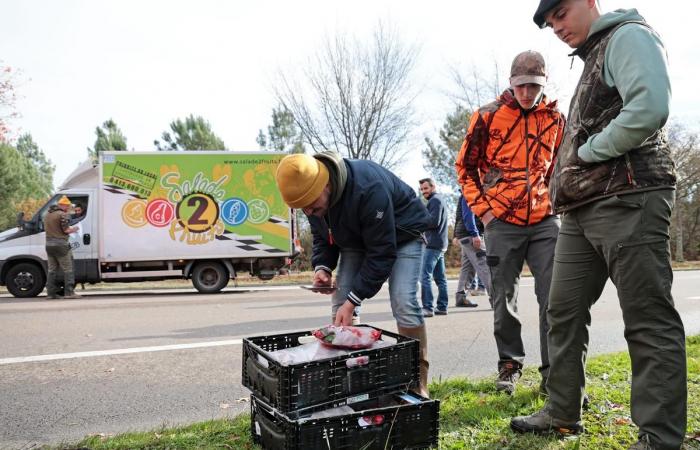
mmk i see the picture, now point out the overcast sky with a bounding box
[2,0,698,189]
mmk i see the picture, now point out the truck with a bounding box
[0,151,298,298]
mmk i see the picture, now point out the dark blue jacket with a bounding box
[423,192,448,250]
[309,159,432,305]
[456,196,480,239]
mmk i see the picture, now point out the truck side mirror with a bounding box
[16,212,25,230]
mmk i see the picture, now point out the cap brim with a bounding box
[510,75,546,87]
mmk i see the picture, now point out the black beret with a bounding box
[533,0,563,28]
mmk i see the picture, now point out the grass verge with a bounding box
[63,336,700,449]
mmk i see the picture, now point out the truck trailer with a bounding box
[0,151,297,297]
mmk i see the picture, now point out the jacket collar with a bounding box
[500,89,558,114]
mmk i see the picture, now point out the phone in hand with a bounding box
[300,285,338,294]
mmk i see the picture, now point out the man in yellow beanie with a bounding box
[275,151,434,397]
[43,195,81,299]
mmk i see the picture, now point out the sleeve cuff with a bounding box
[347,291,363,306]
[577,142,596,163]
[314,265,332,275]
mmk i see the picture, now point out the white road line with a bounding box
[0,339,243,365]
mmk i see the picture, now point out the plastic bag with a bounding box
[261,336,392,367]
[68,222,83,250]
[262,341,348,367]
[312,325,382,349]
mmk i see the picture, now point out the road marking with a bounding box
[0,339,243,365]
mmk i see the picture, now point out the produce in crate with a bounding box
[312,325,382,349]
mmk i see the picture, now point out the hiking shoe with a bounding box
[64,293,82,299]
[627,436,656,450]
[511,407,583,435]
[470,288,487,296]
[456,299,478,307]
[496,362,522,394]
[422,308,434,318]
[434,309,448,315]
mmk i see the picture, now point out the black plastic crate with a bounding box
[251,392,440,450]
[242,326,419,413]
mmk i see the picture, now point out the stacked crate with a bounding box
[242,325,440,449]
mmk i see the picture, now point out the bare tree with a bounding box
[274,24,419,169]
[0,63,21,143]
[446,60,502,111]
[668,121,700,261]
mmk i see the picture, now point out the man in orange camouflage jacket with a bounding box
[455,50,565,395]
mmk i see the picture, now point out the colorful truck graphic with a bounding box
[0,151,296,297]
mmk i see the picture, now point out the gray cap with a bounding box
[510,51,547,87]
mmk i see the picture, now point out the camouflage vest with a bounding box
[551,20,676,213]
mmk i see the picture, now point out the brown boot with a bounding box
[397,324,429,398]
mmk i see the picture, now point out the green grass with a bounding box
[62,336,700,449]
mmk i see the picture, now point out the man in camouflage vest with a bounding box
[511,2,686,449]
[44,195,81,299]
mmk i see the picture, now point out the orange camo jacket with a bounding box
[455,90,565,226]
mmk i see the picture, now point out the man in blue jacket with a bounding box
[275,151,433,397]
[512,2,686,449]
[454,196,492,308]
[418,178,449,316]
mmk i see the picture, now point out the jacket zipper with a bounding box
[325,214,334,245]
[524,112,532,224]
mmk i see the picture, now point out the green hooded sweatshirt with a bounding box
[577,9,671,163]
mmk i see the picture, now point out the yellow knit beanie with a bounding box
[275,154,329,209]
[57,195,72,206]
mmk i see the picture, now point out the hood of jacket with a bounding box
[572,9,645,58]
[313,151,347,207]
[499,89,558,115]
[589,8,644,38]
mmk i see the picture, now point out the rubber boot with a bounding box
[46,272,62,299]
[397,324,429,398]
[63,271,81,299]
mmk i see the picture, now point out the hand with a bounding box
[313,270,333,294]
[334,300,356,326]
[481,211,495,226]
[471,235,482,250]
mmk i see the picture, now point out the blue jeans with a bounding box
[331,239,425,328]
[420,247,448,312]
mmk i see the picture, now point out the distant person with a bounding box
[69,203,85,226]
[43,196,81,299]
[455,50,565,395]
[418,178,449,317]
[70,203,86,290]
[453,196,491,308]
[274,152,433,397]
[511,2,686,448]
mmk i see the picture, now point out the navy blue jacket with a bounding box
[456,196,480,239]
[423,192,448,250]
[309,159,432,305]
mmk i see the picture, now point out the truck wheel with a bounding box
[6,262,46,298]
[191,261,229,294]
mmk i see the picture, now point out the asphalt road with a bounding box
[1,271,699,449]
